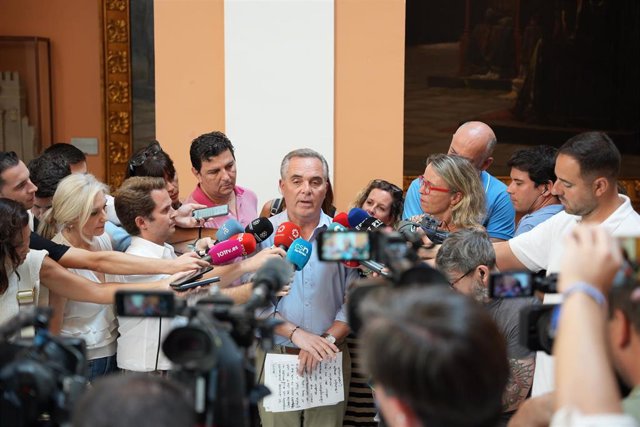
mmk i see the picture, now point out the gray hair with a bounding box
[280,148,329,180]
[435,229,496,274]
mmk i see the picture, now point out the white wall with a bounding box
[224,0,335,208]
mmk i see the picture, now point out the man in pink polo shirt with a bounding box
[184,131,258,228]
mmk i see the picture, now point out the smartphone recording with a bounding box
[489,271,534,298]
[318,230,372,262]
[115,291,175,317]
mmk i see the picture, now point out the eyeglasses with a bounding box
[128,141,162,171]
[449,268,475,288]
[418,175,451,194]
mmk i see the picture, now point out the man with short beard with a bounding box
[436,229,539,424]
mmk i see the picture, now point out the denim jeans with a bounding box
[88,354,118,382]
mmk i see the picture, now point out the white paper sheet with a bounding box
[262,352,344,412]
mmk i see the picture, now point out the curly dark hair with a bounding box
[189,131,235,172]
[0,198,30,295]
[28,154,72,198]
[126,141,177,181]
[353,179,404,225]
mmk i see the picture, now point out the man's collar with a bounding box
[129,236,174,258]
[191,184,243,205]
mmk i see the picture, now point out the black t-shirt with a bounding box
[29,232,69,262]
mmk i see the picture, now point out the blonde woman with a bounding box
[410,153,486,232]
[39,174,119,381]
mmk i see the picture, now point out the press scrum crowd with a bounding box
[0,123,639,427]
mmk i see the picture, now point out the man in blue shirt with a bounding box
[506,146,564,236]
[403,121,515,241]
[256,148,358,427]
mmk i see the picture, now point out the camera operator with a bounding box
[72,374,195,427]
[436,229,539,421]
[494,132,640,396]
[359,285,509,427]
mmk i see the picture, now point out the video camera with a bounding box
[0,307,87,427]
[317,226,449,335]
[115,257,290,427]
[492,237,640,355]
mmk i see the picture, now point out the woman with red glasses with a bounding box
[410,153,486,233]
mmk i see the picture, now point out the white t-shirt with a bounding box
[117,236,174,371]
[509,195,640,396]
[551,407,639,427]
[510,195,640,275]
[52,233,119,360]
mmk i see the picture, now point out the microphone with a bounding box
[215,218,245,242]
[397,220,423,245]
[347,208,369,228]
[243,258,293,310]
[245,217,274,243]
[274,222,302,250]
[207,239,245,265]
[228,232,257,256]
[347,208,385,231]
[286,238,313,271]
[332,212,350,228]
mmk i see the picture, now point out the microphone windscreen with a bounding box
[215,219,244,242]
[333,212,350,228]
[274,222,302,250]
[327,222,346,232]
[208,239,244,265]
[245,217,274,243]
[347,208,369,228]
[253,257,293,294]
[355,216,385,231]
[286,238,313,271]
[229,233,257,255]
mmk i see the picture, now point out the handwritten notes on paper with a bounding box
[262,352,344,412]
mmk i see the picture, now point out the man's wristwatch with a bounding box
[322,333,336,344]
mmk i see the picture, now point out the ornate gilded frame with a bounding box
[101,0,132,189]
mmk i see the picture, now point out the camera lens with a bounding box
[163,326,217,370]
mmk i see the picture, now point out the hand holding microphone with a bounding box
[207,232,256,265]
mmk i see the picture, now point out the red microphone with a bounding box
[208,239,245,265]
[333,212,350,229]
[274,222,302,250]
[228,233,257,256]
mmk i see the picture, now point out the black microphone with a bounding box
[355,216,385,231]
[245,217,274,243]
[243,258,293,310]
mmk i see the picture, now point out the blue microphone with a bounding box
[286,238,313,271]
[347,208,369,228]
[215,219,244,242]
[327,222,347,232]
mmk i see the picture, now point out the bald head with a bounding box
[447,121,497,171]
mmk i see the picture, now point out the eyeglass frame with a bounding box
[448,267,476,288]
[128,141,162,172]
[418,175,452,195]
